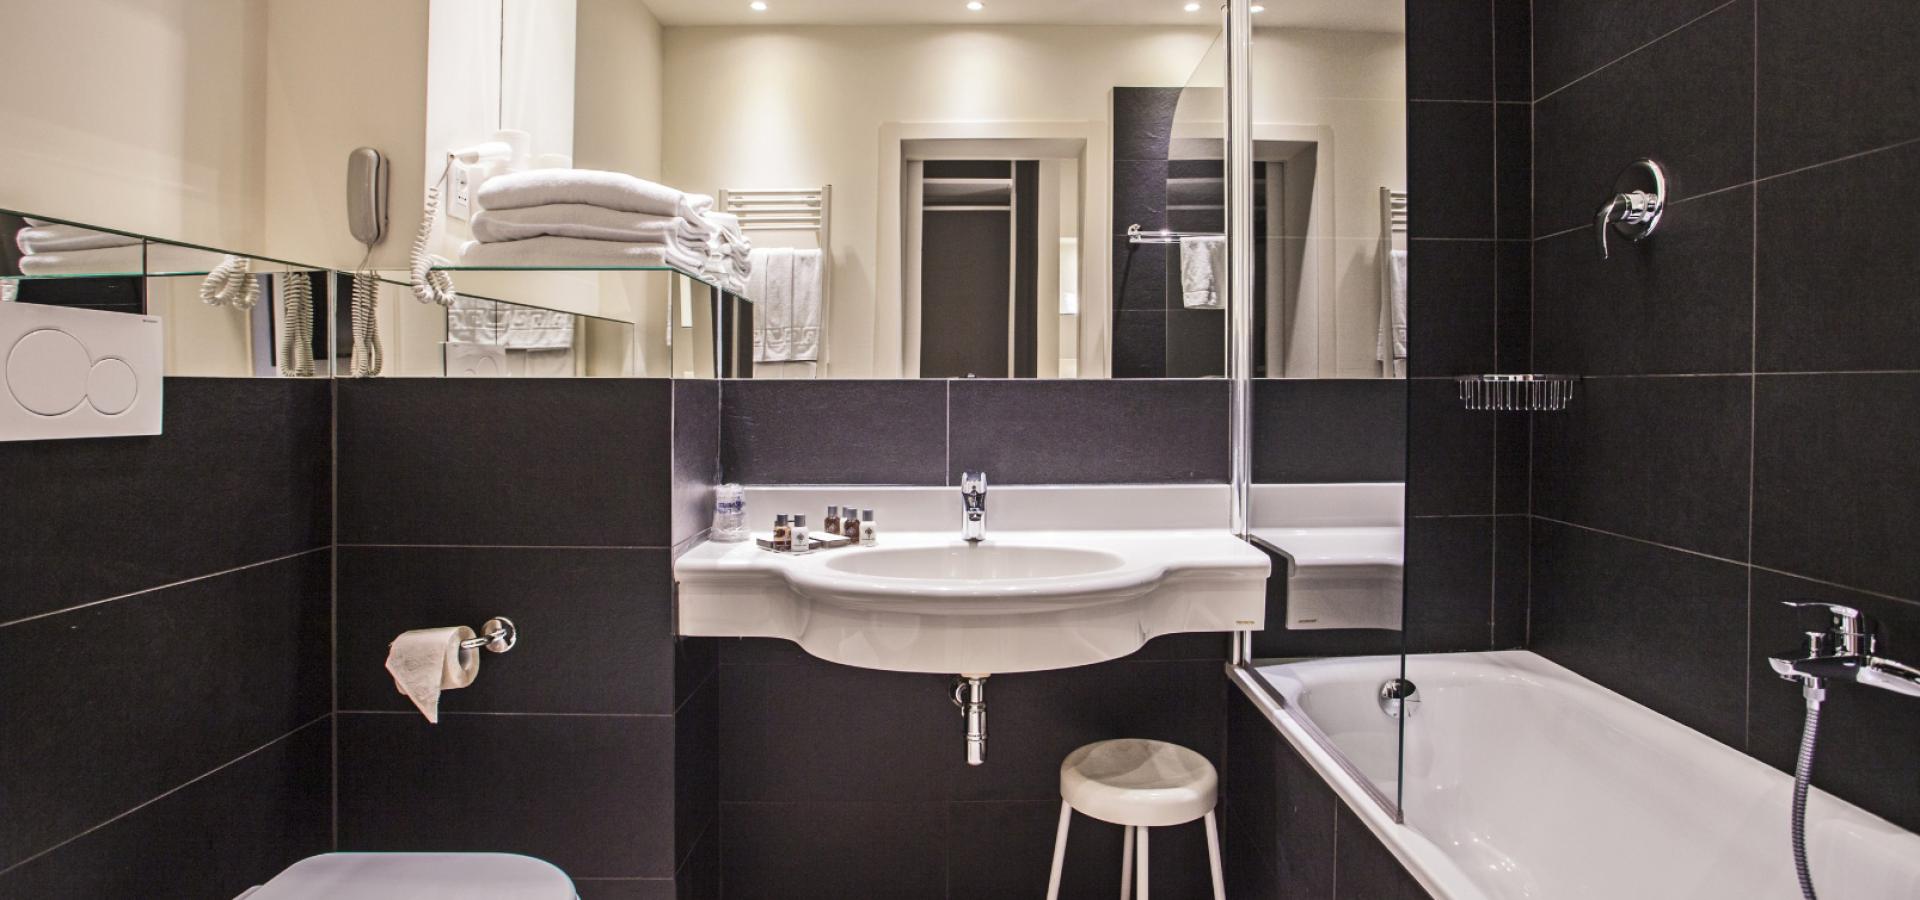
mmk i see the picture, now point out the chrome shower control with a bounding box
[1594,158,1667,259]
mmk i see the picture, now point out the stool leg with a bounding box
[1120,826,1134,900]
[1204,811,1226,900]
[1046,801,1072,900]
[1135,826,1150,900]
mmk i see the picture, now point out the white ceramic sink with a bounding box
[674,486,1271,674]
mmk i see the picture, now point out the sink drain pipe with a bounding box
[952,675,989,765]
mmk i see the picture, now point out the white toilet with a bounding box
[236,852,576,899]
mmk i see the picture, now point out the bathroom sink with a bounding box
[676,514,1269,673]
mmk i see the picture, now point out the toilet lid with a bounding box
[247,853,575,900]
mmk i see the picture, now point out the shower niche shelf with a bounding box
[1456,374,1580,411]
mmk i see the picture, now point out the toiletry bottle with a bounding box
[772,514,792,552]
[712,483,749,542]
[844,501,862,536]
[824,505,841,538]
[860,508,877,547]
[793,514,810,550]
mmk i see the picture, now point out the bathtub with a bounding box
[1234,650,1920,900]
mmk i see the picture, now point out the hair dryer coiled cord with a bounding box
[410,156,458,309]
[278,272,315,377]
[349,254,383,377]
[201,254,261,310]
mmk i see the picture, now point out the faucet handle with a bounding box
[1783,601,1875,655]
[961,471,987,493]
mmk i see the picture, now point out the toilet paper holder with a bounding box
[458,617,518,653]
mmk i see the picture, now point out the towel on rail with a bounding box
[447,296,575,350]
[17,244,224,276]
[458,236,709,273]
[749,247,823,363]
[1375,248,1408,378]
[476,168,713,221]
[1180,235,1226,309]
[469,203,710,246]
[15,223,143,255]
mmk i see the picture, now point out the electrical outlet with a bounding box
[447,162,474,221]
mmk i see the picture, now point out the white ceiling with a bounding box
[642,0,1403,33]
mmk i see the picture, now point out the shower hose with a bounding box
[1792,684,1823,900]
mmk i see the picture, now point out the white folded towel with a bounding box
[1376,248,1408,378]
[16,223,143,254]
[476,168,714,221]
[470,203,706,246]
[1180,235,1226,309]
[17,244,224,276]
[751,247,823,363]
[446,297,576,349]
[459,236,709,273]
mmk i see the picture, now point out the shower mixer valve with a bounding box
[1769,601,1920,700]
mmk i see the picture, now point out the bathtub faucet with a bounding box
[1769,601,1920,701]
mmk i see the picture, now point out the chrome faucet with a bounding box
[960,470,987,543]
[1769,601,1920,700]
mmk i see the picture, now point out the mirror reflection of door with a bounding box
[916,160,1029,378]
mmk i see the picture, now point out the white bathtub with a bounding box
[1236,650,1920,900]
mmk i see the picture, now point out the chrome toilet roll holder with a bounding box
[459,617,518,653]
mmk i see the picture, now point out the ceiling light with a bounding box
[1250,4,1264,11]
[966,1,984,10]
[1183,2,1200,10]
[749,0,766,9]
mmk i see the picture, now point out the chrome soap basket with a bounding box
[1456,374,1581,412]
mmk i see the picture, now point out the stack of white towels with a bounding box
[12,220,218,276]
[461,169,752,292]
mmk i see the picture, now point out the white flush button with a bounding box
[87,357,139,415]
[7,328,90,416]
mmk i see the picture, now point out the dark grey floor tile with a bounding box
[1114,237,1171,311]
[337,378,672,546]
[1494,0,1533,102]
[721,379,947,485]
[1533,187,1754,377]
[1166,308,1227,378]
[1530,521,1750,748]
[0,552,328,868]
[1252,378,1406,484]
[1748,571,1920,834]
[1333,804,1428,900]
[948,800,1216,900]
[948,379,1229,484]
[1496,104,1532,240]
[1113,312,1169,378]
[1752,373,1920,600]
[1114,160,1169,235]
[1532,375,1751,560]
[1114,87,1181,162]
[1408,238,1496,378]
[1756,141,1920,373]
[575,878,676,900]
[1408,102,1495,240]
[719,662,950,803]
[1406,379,1495,517]
[1532,0,1736,99]
[1757,0,1920,176]
[1407,1,1491,101]
[1405,516,1494,653]
[1533,2,1753,234]
[335,546,673,714]
[717,801,948,900]
[0,719,329,900]
[0,377,329,622]
[673,380,721,548]
[338,712,675,878]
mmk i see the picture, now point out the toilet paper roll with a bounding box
[384,626,481,723]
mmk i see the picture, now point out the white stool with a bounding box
[1046,739,1226,900]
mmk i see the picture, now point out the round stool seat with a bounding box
[1059,739,1218,828]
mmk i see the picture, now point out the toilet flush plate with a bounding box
[0,302,162,441]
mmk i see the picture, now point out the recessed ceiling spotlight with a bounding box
[749,0,766,9]
[1250,4,1265,11]
[966,1,984,10]
[1183,2,1201,11]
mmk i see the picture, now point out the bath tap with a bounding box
[1769,601,1920,700]
[960,470,987,543]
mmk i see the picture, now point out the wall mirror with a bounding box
[2,210,333,379]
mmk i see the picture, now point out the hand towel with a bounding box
[384,626,480,723]
[754,248,794,362]
[1180,235,1226,309]
[476,168,714,221]
[471,203,693,245]
[1376,249,1408,378]
[17,244,224,276]
[789,248,823,361]
[16,223,143,254]
[458,236,708,274]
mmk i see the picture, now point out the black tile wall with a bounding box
[1407,101,1495,240]
[1754,0,1920,178]
[1406,378,1494,517]
[673,379,722,551]
[720,379,946,485]
[1113,87,1181,163]
[0,377,333,895]
[1251,379,1405,484]
[1406,0,1491,102]
[1530,0,1730,99]
[1406,239,1496,378]
[1404,517,1494,654]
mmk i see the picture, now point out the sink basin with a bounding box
[676,528,1269,673]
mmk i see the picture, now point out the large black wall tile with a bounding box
[1252,378,1406,484]
[1756,0,1920,176]
[1166,309,1226,378]
[1114,238,1170,311]
[948,379,1229,484]
[1532,376,1751,559]
[674,676,719,874]
[1406,379,1494,516]
[1756,141,1920,373]
[720,380,947,485]
[1405,516,1493,653]
[1494,0,1533,102]
[1332,805,1428,900]
[1112,312,1169,378]
[1748,572,1920,833]
[1407,238,1496,378]
[1495,105,1532,240]
[1113,160,1169,234]
[673,380,721,549]
[1494,412,1529,515]
[1113,87,1181,162]
[1408,102,1495,240]
[1532,2,1753,234]
[1532,188,1754,376]
[1530,521,1749,748]
[336,547,673,715]
[717,801,948,900]
[0,377,329,622]
[337,379,672,547]
[1225,685,1339,900]
[1494,516,1530,648]
[1752,373,1920,601]
[1532,0,1734,99]
[0,551,329,868]
[1406,2,1491,102]
[1495,241,1531,373]
[0,720,329,900]
[720,662,950,803]
[338,712,675,878]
